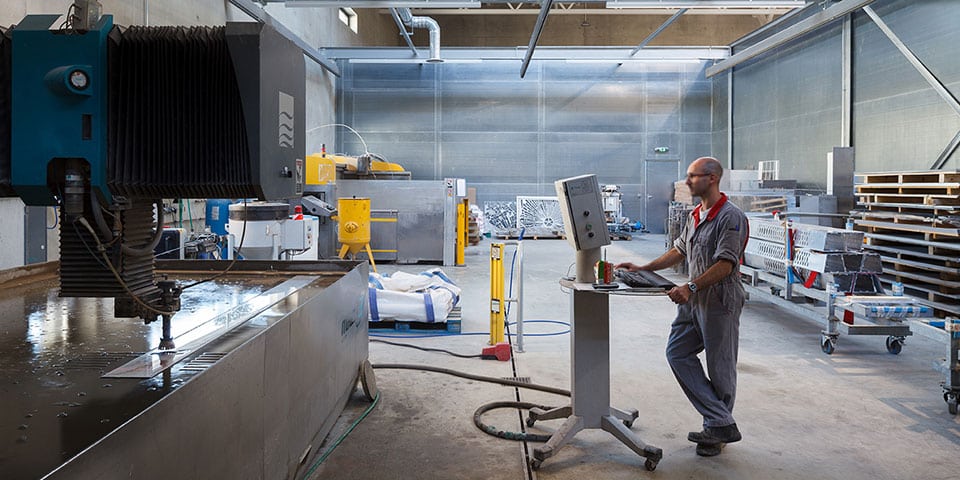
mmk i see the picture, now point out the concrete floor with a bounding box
[312,235,960,480]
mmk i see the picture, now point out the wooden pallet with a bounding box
[369,307,463,335]
[855,170,960,318]
[856,170,960,185]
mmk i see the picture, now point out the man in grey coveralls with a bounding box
[616,156,748,457]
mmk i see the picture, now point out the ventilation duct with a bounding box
[396,8,442,62]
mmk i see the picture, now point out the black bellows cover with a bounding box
[108,26,254,199]
[0,30,12,197]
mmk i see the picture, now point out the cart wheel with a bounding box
[530,458,542,470]
[820,336,835,355]
[885,336,904,355]
[645,459,658,471]
[946,393,959,415]
[526,417,536,428]
[623,419,634,428]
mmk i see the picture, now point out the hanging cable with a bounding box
[181,199,248,291]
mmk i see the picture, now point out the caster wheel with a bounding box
[820,336,835,355]
[946,393,959,415]
[885,336,904,355]
[530,459,542,470]
[526,417,536,428]
[644,459,658,471]
[623,420,634,428]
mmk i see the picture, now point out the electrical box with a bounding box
[555,174,611,251]
[282,218,310,250]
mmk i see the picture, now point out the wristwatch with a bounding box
[686,281,698,293]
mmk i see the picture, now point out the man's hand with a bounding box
[667,285,691,305]
[614,262,647,272]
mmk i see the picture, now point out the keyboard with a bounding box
[615,270,676,290]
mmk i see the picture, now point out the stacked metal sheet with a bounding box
[744,216,881,283]
[748,217,864,251]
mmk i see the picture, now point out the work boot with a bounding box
[687,423,741,446]
[696,443,724,457]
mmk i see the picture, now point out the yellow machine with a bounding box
[305,152,337,185]
[336,197,377,272]
[305,152,406,184]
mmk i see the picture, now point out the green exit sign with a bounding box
[654,146,669,153]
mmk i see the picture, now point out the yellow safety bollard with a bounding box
[489,243,505,345]
[456,198,468,266]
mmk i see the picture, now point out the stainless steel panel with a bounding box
[443,61,540,82]
[541,62,645,82]
[347,62,437,89]
[679,81,712,133]
[1,260,367,480]
[337,58,712,217]
[544,82,645,133]
[351,90,436,132]
[680,133,713,165]
[440,132,539,183]
[645,80,681,134]
[542,138,644,184]
[337,179,459,264]
[441,82,539,132]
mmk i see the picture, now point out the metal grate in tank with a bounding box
[179,352,227,372]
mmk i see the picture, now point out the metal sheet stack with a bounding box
[853,170,960,317]
[744,216,880,289]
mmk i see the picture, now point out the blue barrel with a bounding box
[205,199,234,235]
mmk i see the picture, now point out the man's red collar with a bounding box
[692,193,728,228]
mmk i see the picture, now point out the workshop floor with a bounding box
[313,235,960,480]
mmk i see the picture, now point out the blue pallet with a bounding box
[369,307,462,335]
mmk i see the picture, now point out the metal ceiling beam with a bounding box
[272,0,805,4]
[932,131,960,170]
[630,7,686,55]
[704,0,876,78]
[728,1,810,47]
[520,0,554,78]
[607,0,805,7]
[322,46,728,61]
[413,7,797,14]
[228,0,341,76]
[389,7,420,56]
[862,6,960,118]
[861,5,960,169]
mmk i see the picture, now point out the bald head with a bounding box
[692,157,723,179]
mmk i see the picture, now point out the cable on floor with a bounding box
[372,364,572,444]
[300,391,381,480]
[370,338,481,359]
[368,320,570,339]
[474,401,555,442]
[372,363,570,396]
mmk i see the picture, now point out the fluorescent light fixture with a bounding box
[606,0,806,8]
[565,58,706,64]
[285,0,480,7]
[349,58,482,64]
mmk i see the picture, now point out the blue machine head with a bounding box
[11,14,113,206]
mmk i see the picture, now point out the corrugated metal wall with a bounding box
[851,0,960,172]
[336,59,713,232]
[727,0,959,187]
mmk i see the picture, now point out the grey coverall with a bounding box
[669,195,748,428]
